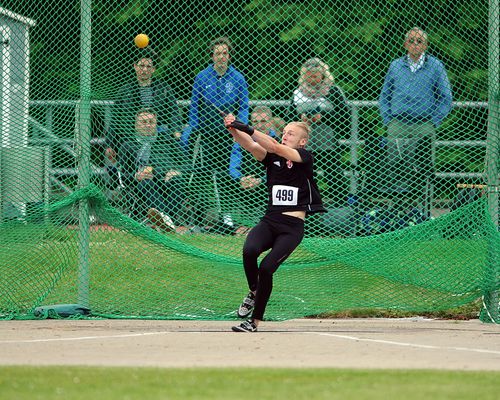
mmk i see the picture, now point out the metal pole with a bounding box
[487,0,500,228]
[349,104,359,194]
[483,0,499,323]
[77,0,92,307]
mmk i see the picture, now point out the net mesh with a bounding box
[0,0,498,321]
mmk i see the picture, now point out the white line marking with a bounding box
[0,331,176,344]
[307,332,500,355]
[2,331,500,357]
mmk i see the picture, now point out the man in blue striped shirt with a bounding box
[379,27,452,217]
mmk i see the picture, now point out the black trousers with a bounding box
[242,212,305,320]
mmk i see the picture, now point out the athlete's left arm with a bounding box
[224,116,304,162]
[251,130,305,163]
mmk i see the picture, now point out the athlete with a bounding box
[224,114,325,332]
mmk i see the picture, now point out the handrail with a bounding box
[28,99,489,196]
[29,98,489,108]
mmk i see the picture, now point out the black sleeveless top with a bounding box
[261,148,325,214]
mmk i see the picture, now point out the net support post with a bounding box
[77,0,92,308]
[481,0,500,323]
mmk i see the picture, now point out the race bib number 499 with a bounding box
[272,185,299,206]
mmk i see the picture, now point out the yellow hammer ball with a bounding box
[134,34,149,48]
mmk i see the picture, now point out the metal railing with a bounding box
[28,99,488,195]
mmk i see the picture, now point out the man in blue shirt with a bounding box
[379,27,452,217]
[182,37,249,233]
[182,37,249,166]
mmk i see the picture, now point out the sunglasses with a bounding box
[407,38,426,45]
[136,63,154,69]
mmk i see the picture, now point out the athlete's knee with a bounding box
[258,267,273,286]
[243,242,261,259]
[259,262,277,278]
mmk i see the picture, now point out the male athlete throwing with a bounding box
[225,114,325,332]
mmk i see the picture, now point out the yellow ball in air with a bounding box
[134,34,149,48]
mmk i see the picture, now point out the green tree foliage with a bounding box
[1,0,488,101]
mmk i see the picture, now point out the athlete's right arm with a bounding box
[225,115,267,161]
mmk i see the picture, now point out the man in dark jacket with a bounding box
[109,108,188,231]
[105,48,183,169]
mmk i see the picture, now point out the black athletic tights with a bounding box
[242,212,305,321]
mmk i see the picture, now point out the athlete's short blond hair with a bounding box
[289,121,310,142]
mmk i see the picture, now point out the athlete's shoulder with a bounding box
[297,148,313,163]
[262,152,280,165]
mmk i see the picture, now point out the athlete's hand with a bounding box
[135,166,153,181]
[240,175,261,190]
[164,170,181,182]
[224,114,235,135]
[224,114,236,132]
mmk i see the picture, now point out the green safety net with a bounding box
[0,0,498,322]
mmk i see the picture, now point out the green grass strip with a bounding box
[1,366,499,400]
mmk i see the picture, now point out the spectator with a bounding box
[291,57,350,203]
[105,48,183,170]
[108,108,189,232]
[271,116,286,137]
[181,37,250,232]
[181,37,249,159]
[251,106,278,138]
[379,26,453,216]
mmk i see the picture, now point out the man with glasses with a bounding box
[219,106,280,232]
[377,26,452,222]
[251,106,279,138]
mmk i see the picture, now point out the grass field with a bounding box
[1,366,499,399]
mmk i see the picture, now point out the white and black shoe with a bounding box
[232,319,257,332]
[237,291,255,318]
[147,208,175,232]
